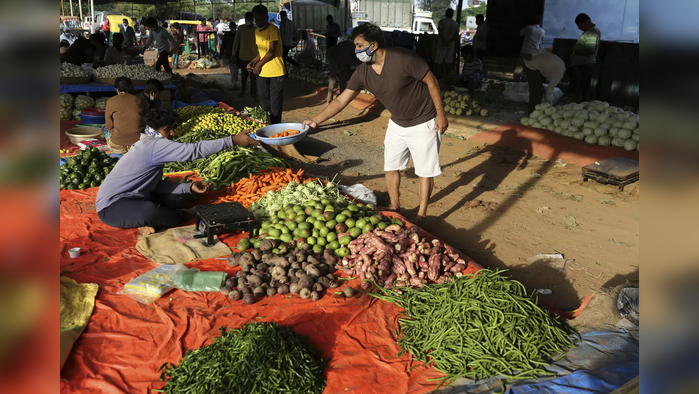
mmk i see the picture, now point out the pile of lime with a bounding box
[60,147,118,190]
[244,200,404,255]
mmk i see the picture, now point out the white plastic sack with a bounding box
[503,82,564,105]
[337,184,377,206]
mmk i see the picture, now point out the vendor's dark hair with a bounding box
[460,45,474,55]
[143,79,165,94]
[351,23,386,48]
[575,13,591,24]
[145,109,178,130]
[445,8,454,18]
[146,17,158,28]
[252,4,268,16]
[245,12,254,20]
[112,32,124,50]
[115,77,133,92]
[89,33,105,43]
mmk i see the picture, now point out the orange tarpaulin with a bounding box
[59,187,481,393]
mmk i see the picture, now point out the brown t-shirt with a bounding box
[104,93,148,147]
[347,48,437,127]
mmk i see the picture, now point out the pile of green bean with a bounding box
[369,269,579,387]
[157,323,326,394]
[199,147,287,189]
[163,151,221,174]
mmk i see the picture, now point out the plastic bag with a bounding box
[118,264,187,304]
[173,268,227,292]
[503,82,563,105]
[337,184,378,206]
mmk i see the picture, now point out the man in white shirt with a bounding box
[279,11,300,68]
[523,49,565,113]
[515,15,544,81]
[435,8,459,78]
[472,14,488,60]
[216,18,226,52]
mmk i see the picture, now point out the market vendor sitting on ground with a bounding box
[458,45,484,96]
[302,23,447,228]
[137,79,165,110]
[96,108,259,235]
[296,31,317,62]
[102,77,148,153]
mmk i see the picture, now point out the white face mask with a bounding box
[355,42,376,63]
[149,94,155,101]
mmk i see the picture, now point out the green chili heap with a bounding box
[369,269,579,386]
[158,322,326,394]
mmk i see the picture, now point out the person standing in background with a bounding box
[170,22,184,69]
[102,18,111,43]
[248,4,286,124]
[232,12,259,99]
[121,19,136,49]
[196,18,213,58]
[435,8,459,78]
[514,15,545,81]
[143,17,178,74]
[220,24,239,90]
[472,14,488,61]
[326,40,359,104]
[216,18,226,52]
[279,11,300,69]
[325,15,342,49]
[568,13,600,103]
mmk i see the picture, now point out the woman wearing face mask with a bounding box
[247,4,286,124]
[96,108,260,235]
[102,77,149,153]
[137,79,165,110]
[302,23,448,228]
[232,12,259,99]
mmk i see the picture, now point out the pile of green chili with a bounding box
[157,323,326,394]
[369,269,579,387]
[164,147,288,189]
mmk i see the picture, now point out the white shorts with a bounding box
[384,118,442,178]
[434,43,455,65]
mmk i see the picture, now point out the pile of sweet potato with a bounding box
[335,225,468,288]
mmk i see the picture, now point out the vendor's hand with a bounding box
[246,62,255,72]
[191,182,209,194]
[435,112,449,135]
[302,119,318,131]
[232,133,260,147]
[253,63,263,76]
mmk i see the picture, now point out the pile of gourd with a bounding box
[60,94,96,122]
[442,91,489,117]
[521,101,639,151]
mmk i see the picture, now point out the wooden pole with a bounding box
[62,0,65,16]
[78,0,83,20]
[70,0,74,16]
[90,0,94,33]
[455,0,464,71]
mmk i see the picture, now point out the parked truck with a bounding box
[352,0,437,34]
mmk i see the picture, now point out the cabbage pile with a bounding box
[95,97,109,109]
[94,64,171,81]
[74,95,95,111]
[442,91,489,117]
[521,101,639,151]
[60,62,92,78]
[196,58,220,69]
[288,68,328,86]
[60,94,73,121]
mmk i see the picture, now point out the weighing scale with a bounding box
[582,157,639,191]
[194,202,255,246]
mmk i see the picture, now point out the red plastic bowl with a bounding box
[81,107,106,116]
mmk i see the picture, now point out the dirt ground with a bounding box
[188,71,639,311]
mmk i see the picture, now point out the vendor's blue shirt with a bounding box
[96,135,233,212]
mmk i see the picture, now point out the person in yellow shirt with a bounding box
[247,4,286,124]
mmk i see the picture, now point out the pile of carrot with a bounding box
[216,167,311,207]
[269,129,300,138]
